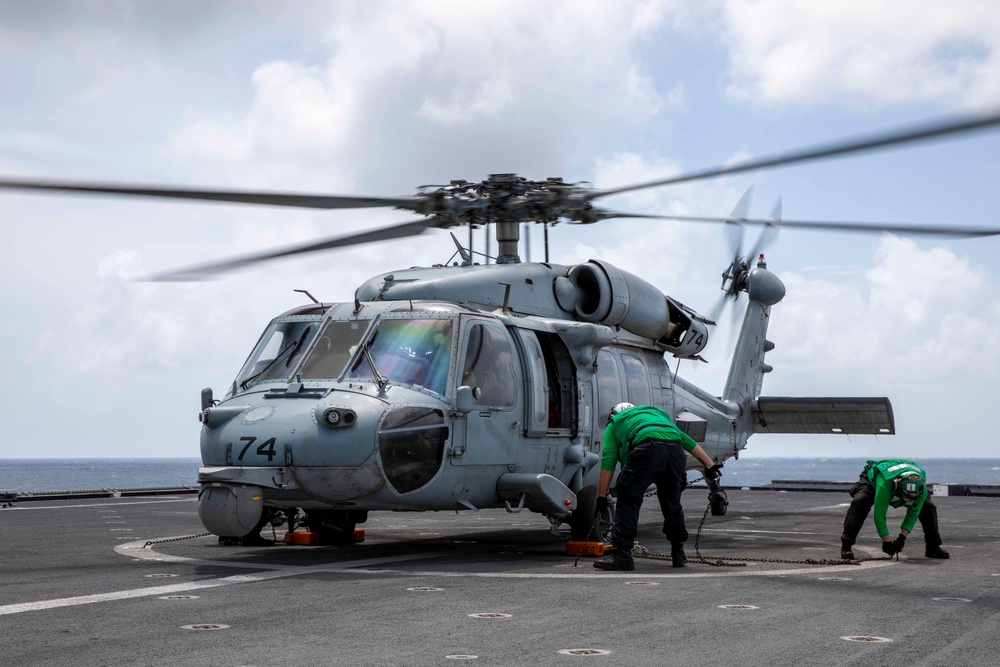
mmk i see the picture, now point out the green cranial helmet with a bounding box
[895,473,926,503]
[609,402,634,421]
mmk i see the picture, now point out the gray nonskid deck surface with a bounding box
[2,490,998,666]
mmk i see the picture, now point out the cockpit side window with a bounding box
[348,318,454,396]
[234,318,320,392]
[460,322,515,408]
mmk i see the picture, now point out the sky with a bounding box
[2,0,1000,460]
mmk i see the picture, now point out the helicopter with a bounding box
[4,111,1000,546]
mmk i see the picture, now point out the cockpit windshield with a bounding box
[348,318,454,396]
[297,319,372,380]
[234,318,320,391]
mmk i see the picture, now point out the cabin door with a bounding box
[449,318,521,466]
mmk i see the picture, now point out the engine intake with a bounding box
[555,260,709,358]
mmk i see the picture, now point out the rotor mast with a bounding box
[495,220,522,264]
[483,173,525,264]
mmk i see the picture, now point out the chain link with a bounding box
[631,487,893,567]
[142,532,212,549]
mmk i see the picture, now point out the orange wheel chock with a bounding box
[565,541,614,557]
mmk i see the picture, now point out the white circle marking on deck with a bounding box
[558,648,611,656]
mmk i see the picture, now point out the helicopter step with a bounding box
[496,473,576,517]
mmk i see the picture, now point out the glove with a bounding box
[595,496,609,515]
[705,463,723,481]
[881,540,897,556]
[893,534,906,553]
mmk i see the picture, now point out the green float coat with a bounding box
[600,405,698,472]
[865,459,929,537]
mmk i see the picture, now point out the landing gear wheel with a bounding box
[710,488,729,516]
[219,511,273,546]
[307,509,364,545]
[570,485,613,541]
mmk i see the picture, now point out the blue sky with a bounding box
[2,1,1000,459]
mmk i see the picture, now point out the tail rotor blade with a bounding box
[726,187,753,257]
[708,292,730,324]
[746,197,782,264]
[723,220,743,267]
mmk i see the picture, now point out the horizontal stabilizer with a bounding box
[751,397,894,435]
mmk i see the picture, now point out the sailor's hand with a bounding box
[881,540,897,556]
[595,496,609,515]
[893,534,906,553]
[704,463,723,481]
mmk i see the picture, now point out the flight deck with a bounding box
[2,489,998,666]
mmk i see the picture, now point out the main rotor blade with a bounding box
[591,110,1000,199]
[147,218,437,281]
[0,177,422,211]
[607,212,1000,238]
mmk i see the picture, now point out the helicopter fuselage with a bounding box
[196,263,744,539]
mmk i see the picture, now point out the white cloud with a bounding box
[165,1,678,190]
[418,79,516,125]
[771,235,1000,388]
[722,0,1000,108]
[866,236,982,323]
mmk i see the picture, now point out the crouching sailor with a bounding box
[840,459,949,560]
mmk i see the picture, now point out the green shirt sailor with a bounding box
[599,405,700,472]
[865,459,928,537]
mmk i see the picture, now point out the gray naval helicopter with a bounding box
[5,112,1000,546]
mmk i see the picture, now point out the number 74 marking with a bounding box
[237,436,278,462]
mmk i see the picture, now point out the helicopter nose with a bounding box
[200,394,383,468]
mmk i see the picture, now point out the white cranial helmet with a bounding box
[609,402,634,420]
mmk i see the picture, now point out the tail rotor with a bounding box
[709,191,782,353]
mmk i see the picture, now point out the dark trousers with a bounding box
[841,472,943,547]
[611,439,688,552]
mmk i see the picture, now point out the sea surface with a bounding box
[1,457,999,493]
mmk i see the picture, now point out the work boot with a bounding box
[925,545,950,559]
[593,550,635,571]
[671,543,687,568]
[840,541,856,560]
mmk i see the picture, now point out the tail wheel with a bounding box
[570,485,614,541]
[710,488,729,516]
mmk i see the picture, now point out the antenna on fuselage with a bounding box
[294,289,319,304]
[450,233,472,266]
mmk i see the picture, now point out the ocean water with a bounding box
[1,457,998,493]
[0,458,202,493]
[720,457,1000,488]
